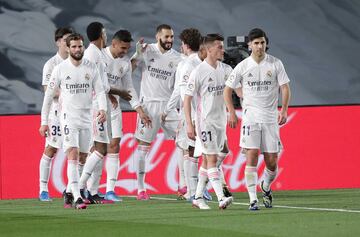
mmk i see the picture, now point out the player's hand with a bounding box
[119,90,132,101]
[160,113,167,123]
[278,109,288,125]
[97,110,106,123]
[187,123,196,141]
[228,111,238,128]
[136,38,147,55]
[39,125,49,137]
[139,110,152,128]
[108,94,118,109]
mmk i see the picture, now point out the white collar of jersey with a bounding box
[105,46,115,60]
[188,52,198,59]
[250,53,268,65]
[55,52,63,60]
[87,43,102,53]
[155,43,172,55]
[204,59,219,70]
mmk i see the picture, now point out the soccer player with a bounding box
[184,34,233,210]
[78,22,132,204]
[161,28,205,200]
[101,29,151,201]
[224,28,291,210]
[131,24,182,200]
[38,26,74,202]
[40,33,108,209]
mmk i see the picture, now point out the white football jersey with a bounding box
[84,43,110,93]
[42,53,64,86]
[165,52,202,116]
[102,46,140,112]
[41,58,107,129]
[138,43,182,102]
[226,54,290,123]
[185,60,233,129]
[42,53,64,113]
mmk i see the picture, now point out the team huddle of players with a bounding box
[38,22,291,211]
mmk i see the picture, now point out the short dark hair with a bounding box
[86,22,104,41]
[248,28,267,42]
[66,33,84,47]
[156,24,172,33]
[203,33,224,45]
[179,28,202,52]
[54,27,74,42]
[112,30,133,42]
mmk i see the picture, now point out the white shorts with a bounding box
[135,101,180,143]
[193,136,203,157]
[175,118,195,150]
[197,121,226,155]
[45,106,62,149]
[111,110,123,139]
[92,109,111,144]
[62,127,91,153]
[240,122,281,153]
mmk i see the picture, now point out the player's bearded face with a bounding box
[69,40,84,61]
[70,49,84,61]
[159,38,173,50]
[158,29,174,51]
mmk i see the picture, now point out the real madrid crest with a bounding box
[119,67,123,74]
[266,70,272,78]
[168,62,174,68]
[85,73,90,80]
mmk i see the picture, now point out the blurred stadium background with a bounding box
[0,0,359,114]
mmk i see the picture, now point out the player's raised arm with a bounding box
[130,38,147,72]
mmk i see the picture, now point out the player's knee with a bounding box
[79,153,87,165]
[44,145,58,157]
[108,143,120,153]
[137,139,150,146]
[66,147,79,160]
[94,142,107,156]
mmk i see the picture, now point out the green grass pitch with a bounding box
[1,189,360,237]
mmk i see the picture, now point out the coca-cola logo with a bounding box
[50,111,296,194]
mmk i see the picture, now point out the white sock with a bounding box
[67,159,80,200]
[78,163,84,178]
[66,183,71,193]
[79,151,103,190]
[262,167,277,191]
[39,154,53,193]
[136,145,150,193]
[207,167,225,201]
[183,153,191,192]
[195,167,208,199]
[189,156,199,196]
[217,152,227,186]
[106,153,119,193]
[88,158,104,195]
[245,165,258,202]
[177,148,186,189]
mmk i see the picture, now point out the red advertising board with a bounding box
[0,105,359,199]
